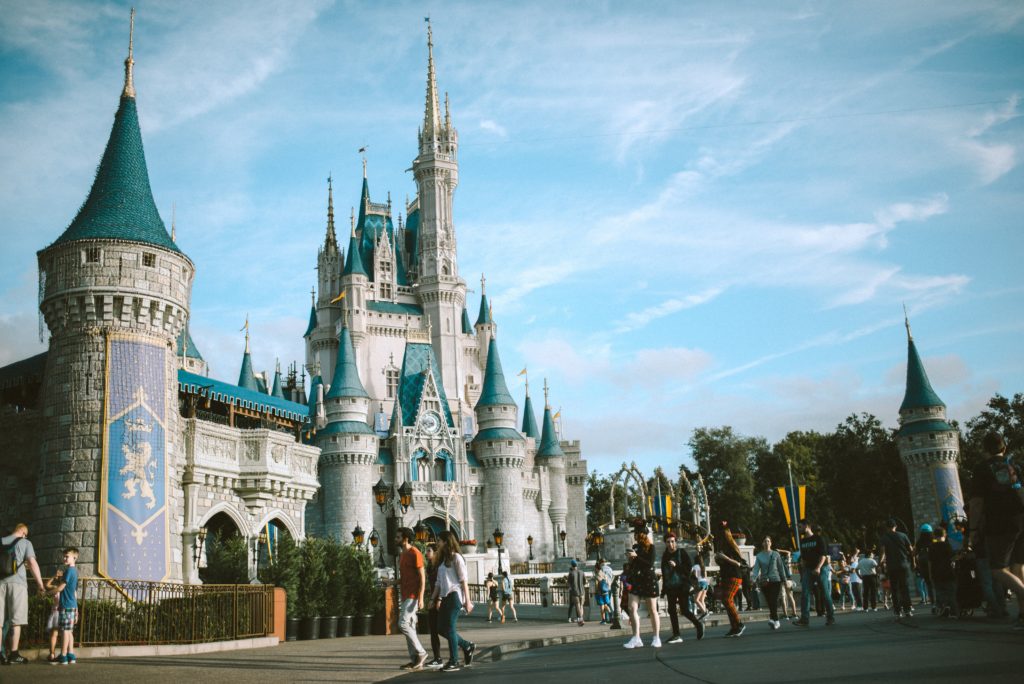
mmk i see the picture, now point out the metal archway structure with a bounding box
[608,462,650,528]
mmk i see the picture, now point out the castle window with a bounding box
[142,252,156,267]
[82,247,101,264]
[380,282,392,299]
[470,468,477,475]
[386,369,399,399]
[507,440,513,447]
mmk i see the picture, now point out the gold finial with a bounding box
[240,314,250,353]
[543,378,550,409]
[903,303,913,341]
[122,8,136,98]
[170,201,176,242]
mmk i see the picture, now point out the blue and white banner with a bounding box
[99,334,170,581]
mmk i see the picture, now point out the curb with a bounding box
[20,635,280,661]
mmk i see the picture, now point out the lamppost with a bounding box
[527,535,534,561]
[369,529,385,567]
[192,526,208,579]
[251,530,268,583]
[559,529,567,558]
[372,478,414,514]
[493,527,505,574]
[352,523,366,547]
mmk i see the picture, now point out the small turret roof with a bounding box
[536,405,565,458]
[461,307,473,334]
[303,303,317,338]
[176,326,203,361]
[476,337,515,408]
[237,351,259,392]
[521,392,540,440]
[900,335,945,412]
[270,366,285,399]
[475,292,492,327]
[344,227,368,277]
[325,325,369,399]
[307,374,323,419]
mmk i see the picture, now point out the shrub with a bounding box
[296,536,328,617]
[200,531,248,585]
[259,533,300,618]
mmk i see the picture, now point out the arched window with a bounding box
[435,449,455,482]
[410,448,430,481]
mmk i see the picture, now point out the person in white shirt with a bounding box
[430,531,476,672]
[856,552,880,611]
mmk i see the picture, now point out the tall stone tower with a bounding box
[412,22,466,395]
[536,382,569,556]
[35,12,193,581]
[315,322,378,541]
[473,336,527,561]
[896,318,964,535]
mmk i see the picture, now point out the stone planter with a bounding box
[319,615,339,639]
[298,616,321,640]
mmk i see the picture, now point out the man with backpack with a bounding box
[1,523,47,665]
[661,533,705,643]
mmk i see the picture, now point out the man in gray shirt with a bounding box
[1,523,47,665]
[567,560,586,625]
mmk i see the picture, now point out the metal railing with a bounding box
[22,578,274,647]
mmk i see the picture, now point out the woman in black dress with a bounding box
[624,526,662,648]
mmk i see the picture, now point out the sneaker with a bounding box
[442,661,462,672]
[792,619,809,627]
[463,642,476,666]
[413,653,429,670]
[667,635,683,644]
[569,618,576,623]
[400,661,418,671]
[60,655,69,666]
[770,620,779,630]
[578,620,585,626]
[49,654,61,664]
[623,636,643,649]
[6,653,28,665]
[695,621,705,640]
[650,636,662,648]
[427,658,445,670]
[734,624,746,637]
[826,617,835,626]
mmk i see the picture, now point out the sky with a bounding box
[1,1,1022,478]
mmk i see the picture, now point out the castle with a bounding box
[0,16,587,583]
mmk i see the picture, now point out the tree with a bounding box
[199,531,248,584]
[585,471,627,530]
[752,430,825,550]
[686,426,768,534]
[961,393,1024,488]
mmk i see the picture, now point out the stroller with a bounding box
[953,549,984,617]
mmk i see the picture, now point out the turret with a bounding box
[315,321,378,542]
[520,375,540,442]
[176,323,207,376]
[34,10,192,581]
[895,315,964,537]
[473,335,526,561]
[537,380,568,549]
[474,274,495,365]
[237,318,260,391]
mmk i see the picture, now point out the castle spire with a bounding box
[899,318,945,412]
[476,337,516,408]
[170,202,176,242]
[521,371,540,440]
[904,302,913,341]
[325,174,337,247]
[536,379,565,459]
[325,322,369,399]
[122,8,136,99]
[423,19,441,141]
[476,273,492,326]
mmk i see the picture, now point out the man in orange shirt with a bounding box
[396,527,428,670]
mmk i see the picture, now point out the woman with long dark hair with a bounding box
[715,522,747,637]
[624,525,661,648]
[751,536,785,629]
[429,531,476,672]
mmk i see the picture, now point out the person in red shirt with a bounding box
[396,527,428,670]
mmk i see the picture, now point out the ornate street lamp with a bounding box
[373,478,413,514]
[414,518,431,544]
[527,535,534,561]
[352,523,365,546]
[559,529,567,558]
[493,526,504,574]
[369,529,385,567]
[252,530,268,568]
[192,526,208,567]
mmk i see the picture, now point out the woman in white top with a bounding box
[750,536,787,629]
[430,531,476,672]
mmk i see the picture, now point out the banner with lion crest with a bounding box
[99,333,170,581]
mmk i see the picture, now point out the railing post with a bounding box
[233,584,239,640]
[146,582,155,643]
[79,578,88,644]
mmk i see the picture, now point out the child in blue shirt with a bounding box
[49,548,79,665]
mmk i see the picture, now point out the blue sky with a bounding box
[1,1,1022,477]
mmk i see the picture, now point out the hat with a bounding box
[570,559,578,567]
[920,524,933,533]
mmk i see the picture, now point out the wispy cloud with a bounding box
[614,287,723,333]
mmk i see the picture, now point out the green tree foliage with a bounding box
[296,537,328,617]
[687,426,768,532]
[961,393,1024,487]
[259,532,300,617]
[199,531,248,584]
[585,471,627,530]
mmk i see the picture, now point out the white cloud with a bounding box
[479,119,507,138]
[614,287,723,333]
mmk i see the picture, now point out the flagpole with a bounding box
[786,457,800,551]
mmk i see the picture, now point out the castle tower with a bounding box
[315,321,378,542]
[307,179,344,383]
[536,381,568,557]
[176,323,207,376]
[520,375,540,443]
[896,318,965,534]
[35,11,193,581]
[473,335,526,561]
[411,22,467,396]
[474,275,495,369]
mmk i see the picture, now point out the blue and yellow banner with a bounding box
[777,485,806,548]
[648,495,672,531]
[99,334,170,581]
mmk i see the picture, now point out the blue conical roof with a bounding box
[325,325,369,399]
[307,375,323,417]
[475,293,492,327]
[900,336,945,412]
[271,368,285,399]
[303,304,317,338]
[476,337,515,408]
[536,405,565,458]
[238,352,259,392]
[176,325,203,361]
[49,94,179,253]
[461,307,473,334]
[344,230,368,277]
[521,393,540,439]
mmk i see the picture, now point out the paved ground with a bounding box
[0,609,1020,683]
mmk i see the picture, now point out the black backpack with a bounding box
[1,538,23,579]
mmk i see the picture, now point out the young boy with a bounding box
[930,528,959,618]
[49,548,78,665]
[44,567,65,663]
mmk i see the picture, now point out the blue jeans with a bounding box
[800,566,834,620]
[439,592,471,665]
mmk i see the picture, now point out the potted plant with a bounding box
[296,537,328,639]
[336,544,359,637]
[459,538,477,552]
[258,532,300,641]
[350,546,378,636]
[319,537,344,639]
